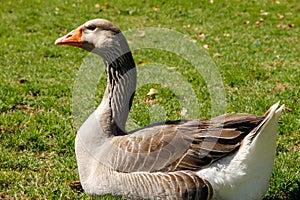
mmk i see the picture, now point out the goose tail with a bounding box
[197,102,284,200]
[246,101,284,156]
[229,102,284,199]
[244,101,284,144]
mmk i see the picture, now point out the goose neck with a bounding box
[96,51,136,136]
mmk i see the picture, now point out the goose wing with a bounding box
[108,113,264,173]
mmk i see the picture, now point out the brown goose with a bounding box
[55,19,284,200]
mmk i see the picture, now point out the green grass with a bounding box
[1,0,299,199]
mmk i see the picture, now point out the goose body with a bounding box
[55,19,284,199]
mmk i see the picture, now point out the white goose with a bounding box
[55,19,284,200]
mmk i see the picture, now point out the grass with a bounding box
[0,0,299,199]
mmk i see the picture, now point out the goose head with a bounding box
[55,19,130,61]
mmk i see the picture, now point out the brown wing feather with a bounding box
[121,170,213,199]
[108,113,264,173]
[167,114,264,171]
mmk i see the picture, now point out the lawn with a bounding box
[0,0,299,199]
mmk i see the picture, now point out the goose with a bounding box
[55,19,284,200]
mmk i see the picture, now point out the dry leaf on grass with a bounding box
[277,23,295,29]
[153,7,160,12]
[138,61,150,66]
[203,44,210,50]
[67,181,84,193]
[255,18,265,27]
[138,30,146,37]
[214,53,223,57]
[277,13,284,19]
[198,33,206,39]
[180,107,188,116]
[273,83,294,92]
[147,88,158,96]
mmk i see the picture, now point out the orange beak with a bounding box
[55,27,83,47]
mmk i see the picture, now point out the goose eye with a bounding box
[87,25,97,31]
